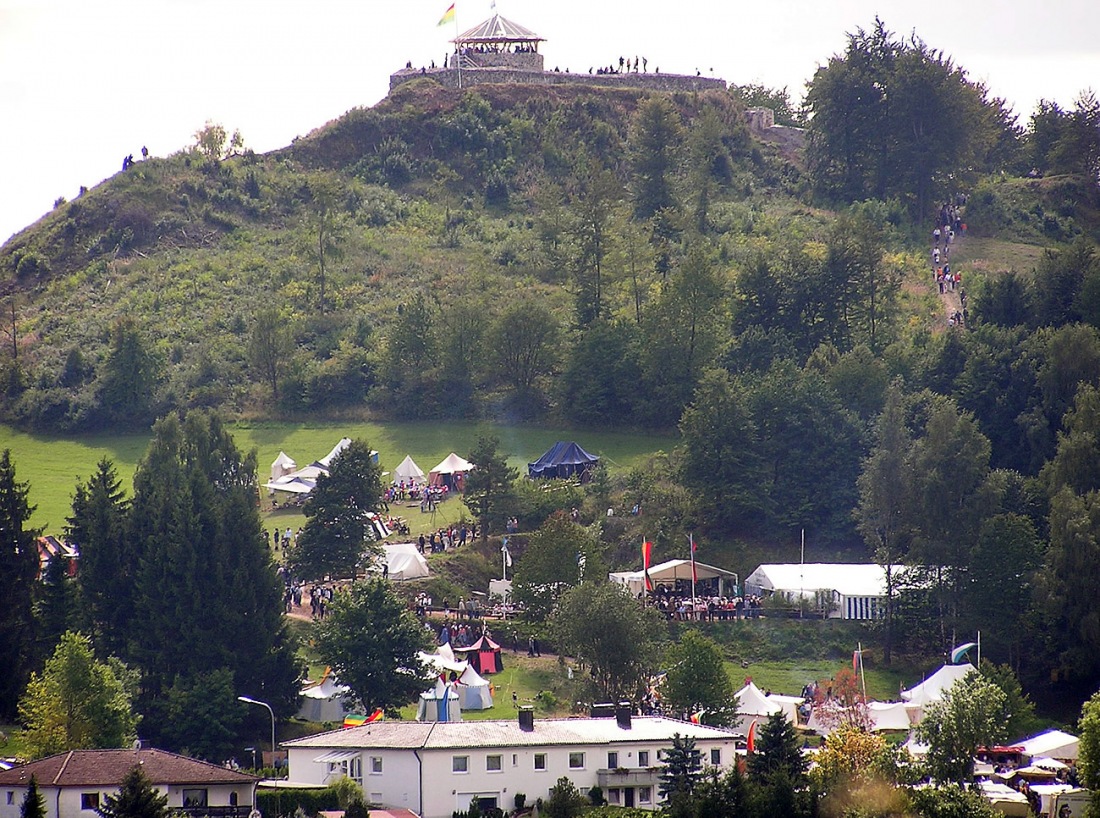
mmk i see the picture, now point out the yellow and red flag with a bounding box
[437,3,456,26]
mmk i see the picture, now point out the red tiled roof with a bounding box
[0,749,258,788]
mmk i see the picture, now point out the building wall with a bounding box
[0,783,252,818]
[290,736,735,818]
[389,67,726,95]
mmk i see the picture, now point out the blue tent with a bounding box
[528,441,600,480]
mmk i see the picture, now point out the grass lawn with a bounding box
[729,659,912,702]
[0,421,674,534]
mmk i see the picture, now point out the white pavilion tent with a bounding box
[429,453,475,487]
[1016,729,1080,762]
[394,455,426,483]
[901,663,975,707]
[271,451,297,481]
[732,681,785,733]
[744,563,906,620]
[609,559,739,598]
[416,678,461,722]
[455,666,493,710]
[381,542,430,581]
[296,672,352,723]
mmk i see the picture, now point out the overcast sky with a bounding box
[2,0,1097,245]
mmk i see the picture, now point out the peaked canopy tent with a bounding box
[455,665,493,710]
[416,679,461,723]
[429,453,474,489]
[297,671,352,723]
[393,455,426,484]
[271,451,297,481]
[609,559,739,598]
[460,634,503,675]
[528,441,600,480]
[901,663,975,726]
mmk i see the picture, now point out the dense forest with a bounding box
[3,19,1100,706]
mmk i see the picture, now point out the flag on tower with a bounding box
[437,3,456,26]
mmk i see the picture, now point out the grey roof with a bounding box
[284,716,735,751]
[453,14,544,44]
[0,749,259,788]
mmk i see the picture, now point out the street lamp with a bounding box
[237,696,276,764]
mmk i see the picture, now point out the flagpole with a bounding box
[799,528,805,619]
[977,630,981,668]
[454,9,462,90]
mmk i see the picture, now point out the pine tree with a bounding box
[96,765,169,818]
[69,458,131,657]
[20,775,45,818]
[0,449,39,720]
[33,555,76,667]
[658,733,704,804]
[126,412,300,751]
[748,712,808,789]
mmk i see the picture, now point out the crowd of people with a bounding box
[647,585,767,620]
[932,197,970,327]
[416,523,471,554]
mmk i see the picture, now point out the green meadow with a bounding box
[0,421,675,533]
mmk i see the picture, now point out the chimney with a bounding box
[518,706,535,731]
[615,701,632,729]
[591,703,615,719]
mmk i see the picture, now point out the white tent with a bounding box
[768,694,805,726]
[271,451,297,481]
[733,682,783,733]
[381,542,429,581]
[419,649,468,676]
[744,563,907,619]
[867,700,917,731]
[901,663,975,707]
[297,672,352,723]
[394,455,426,483]
[317,438,353,469]
[429,452,474,487]
[455,666,493,710]
[609,559,739,598]
[977,781,1030,817]
[263,475,317,494]
[416,678,461,722]
[1017,729,1080,762]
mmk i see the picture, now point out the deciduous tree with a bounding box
[661,631,735,726]
[18,631,137,758]
[463,435,518,542]
[915,672,1008,782]
[313,580,431,713]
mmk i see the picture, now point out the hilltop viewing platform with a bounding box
[390,13,726,94]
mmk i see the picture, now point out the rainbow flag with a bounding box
[342,708,384,728]
[437,4,455,26]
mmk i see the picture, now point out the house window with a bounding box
[80,794,100,811]
[639,786,652,804]
[512,754,518,766]
[182,790,208,809]
[486,755,503,772]
[568,752,585,769]
[638,750,650,766]
[608,788,621,805]
[534,753,547,771]
[453,755,469,773]
[607,751,618,769]
[710,748,721,765]
[370,756,383,774]
[350,756,363,785]
[6,792,14,806]
[229,793,239,807]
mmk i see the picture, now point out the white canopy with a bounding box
[867,700,917,731]
[381,542,429,581]
[431,452,474,475]
[271,451,297,481]
[609,559,739,597]
[416,678,461,722]
[317,437,352,469]
[734,681,781,718]
[419,649,468,676]
[901,663,975,707]
[1016,729,1080,761]
[263,475,317,494]
[394,455,426,483]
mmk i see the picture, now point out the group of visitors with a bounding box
[595,55,650,75]
[437,620,485,648]
[647,586,766,620]
[932,197,970,327]
[417,524,470,554]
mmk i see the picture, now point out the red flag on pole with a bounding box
[747,719,757,753]
[690,533,698,583]
[853,649,861,672]
[643,539,653,591]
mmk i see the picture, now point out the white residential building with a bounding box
[283,709,737,818]
[0,749,258,818]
